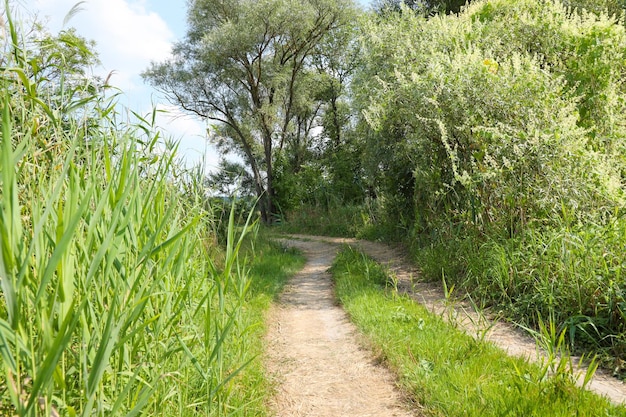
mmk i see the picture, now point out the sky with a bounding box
[23,0,371,172]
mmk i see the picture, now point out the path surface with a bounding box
[265,238,419,417]
[268,234,626,409]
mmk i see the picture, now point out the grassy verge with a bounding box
[286,202,626,376]
[330,246,626,417]
[221,235,305,416]
[412,221,626,375]
[153,226,305,417]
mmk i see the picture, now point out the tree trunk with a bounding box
[263,128,277,225]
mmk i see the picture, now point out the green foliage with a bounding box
[373,0,470,15]
[275,203,368,236]
[208,159,257,198]
[465,0,626,150]
[357,0,625,235]
[349,0,626,366]
[29,27,100,88]
[0,7,303,416]
[455,219,626,369]
[143,0,358,224]
[273,132,365,218]
[273,154,326,214]
[330,247,626,416]
[226,240,305,415]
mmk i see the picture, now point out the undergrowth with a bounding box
[276,204,368,237]
[208,234,305,416]
[413,218,626,377]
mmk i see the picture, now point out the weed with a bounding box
[517,314,600,392]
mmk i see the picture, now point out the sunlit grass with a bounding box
[330,247,626,417]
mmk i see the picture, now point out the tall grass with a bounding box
[0,5,267,416]
[277,203,370,237]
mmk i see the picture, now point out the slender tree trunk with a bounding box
[265,172,276,224]
[263,128,276,225]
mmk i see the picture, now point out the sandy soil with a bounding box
[265,234,626,415]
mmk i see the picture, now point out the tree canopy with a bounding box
[143,0,357,223]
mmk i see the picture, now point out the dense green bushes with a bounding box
[357,0,625,235]
[353,0,626,365]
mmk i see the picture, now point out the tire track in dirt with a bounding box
[265,238,420,417]
[278,234,626,406]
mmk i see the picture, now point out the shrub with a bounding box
[355,0,626,358]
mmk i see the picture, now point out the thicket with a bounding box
[352,0,626,369]
[0,6,301,416]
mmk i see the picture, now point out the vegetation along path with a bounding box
[265,237,419,416]
[266,234,626,414]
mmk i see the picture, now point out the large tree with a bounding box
[143,0,356,223]
[273,18,363,213]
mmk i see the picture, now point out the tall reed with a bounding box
[0,5,256,416]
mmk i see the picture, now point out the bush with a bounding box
[355,0,626,360]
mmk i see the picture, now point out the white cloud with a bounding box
[27,0,224,173]
[32,0,175,92]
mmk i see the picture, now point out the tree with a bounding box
[143,0,356,223]
[273,18,364,214]
[313,21,365,205]
[208,159,256,197]
[373,0,470,15]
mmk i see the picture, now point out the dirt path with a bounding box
[265,238,419,417]
[269,234,626,409]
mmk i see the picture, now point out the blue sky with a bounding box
[26,0,371,171]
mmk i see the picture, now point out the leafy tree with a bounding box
[274,17,365,213]
[373,0,625,15]
[208,159,256,197]
[373,0,470,14]
[314,20,363,200]
[143,0,357,223]
[563,0,625,16]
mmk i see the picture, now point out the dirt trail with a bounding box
[270,234,626,408]
[265,238,419,417]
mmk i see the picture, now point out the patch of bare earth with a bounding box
[277,234,626,407]
[265,238,419,417]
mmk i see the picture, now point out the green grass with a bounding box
[217,235,305,416]
[276,204,368,237]
[330,246,626,417]
[411,219,626,375]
